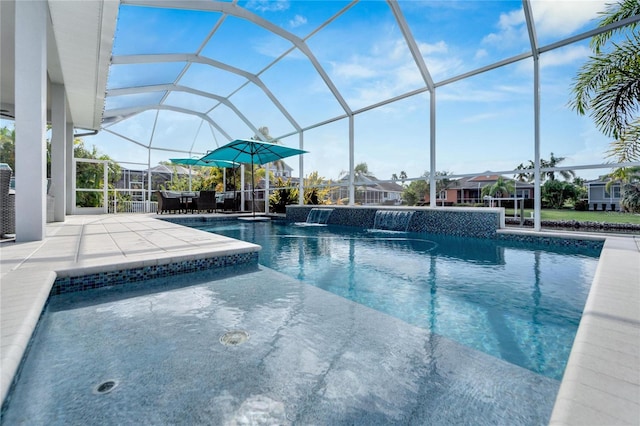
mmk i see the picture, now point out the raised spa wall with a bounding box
[286,205,505,239]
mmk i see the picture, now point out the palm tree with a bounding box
[514,153,575,182]
[481,176,515,207]
[606,165,640,192]
[514,161,534,183]
[542,152,576,181]
[399,170,407,187]
[253,126,286,173]
[570,0,640,162]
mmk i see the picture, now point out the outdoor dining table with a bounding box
[180,192,198,213]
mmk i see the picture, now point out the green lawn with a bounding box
[505,208,640,224]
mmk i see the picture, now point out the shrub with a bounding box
[621,183,640,213]
[574,199,588,211]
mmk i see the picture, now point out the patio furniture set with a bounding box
[156,190,241,214]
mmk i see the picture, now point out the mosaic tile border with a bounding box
[286,206,501,239]
[52,252,259,295]
[496,233,605,251]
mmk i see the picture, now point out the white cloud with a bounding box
[539,45,591,68]
[475,49,488,60]
[289,14,307,28]
[483,1,608,47]
[482,9,527,47]
[461,112,504,123]
[332,61,377,79]
[417,40,448,55]
[245,0,289,13]
[532,0,607,38]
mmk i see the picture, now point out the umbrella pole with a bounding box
[251,156,255,217]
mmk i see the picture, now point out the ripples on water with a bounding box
[199,221,600,380]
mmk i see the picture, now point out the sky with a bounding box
[6,0,623,182]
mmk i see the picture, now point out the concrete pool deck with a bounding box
[1,213,638,424]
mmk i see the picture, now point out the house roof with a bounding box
[0,1,118,130]
[338,173,404,192]
[452,175,533,190]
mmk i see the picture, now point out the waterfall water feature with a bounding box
[306,208,334,224]
[372,210,414,232]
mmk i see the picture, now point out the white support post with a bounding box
[15,0,47,241]
[65,121,74,215]
[240,164,246,211]
[147,150,152,213]
[429,88,437,207]
[298,132,304,206]
[348,116,355,205]
[103,161,108,214]
[264,162,270,214]
[51,84,67,222]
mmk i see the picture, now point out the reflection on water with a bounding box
[199,221,600,380]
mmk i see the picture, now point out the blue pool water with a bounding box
[196,220,601,381]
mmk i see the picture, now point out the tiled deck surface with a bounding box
[1,214,638,424]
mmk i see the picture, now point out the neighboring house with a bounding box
[423,174,533,206]
[264,161,293,179]
[587,179,621,211]
[115,164,192,200]
[332,173,404,205]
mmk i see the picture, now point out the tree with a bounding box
[514,161,534,183]
[402,171,429,205]
[481,176,515,207]
[606,166,640,211]
[513,153,575,182]
[607,165,640,187]
[252,126,286,173]
[542,153,576,181]
[399,170,407,187]
[354,162,373,178]
[0,126,15,170]
[542,180,578,209]
[570,0,640,162]
[73,140,121,207]
[620,183,640,212]
[303,171,331,205]
[269,177,297,213]
[402,179,428,206]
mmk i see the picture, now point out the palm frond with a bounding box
[591,0,640,53]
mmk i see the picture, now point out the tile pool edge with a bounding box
[52,251,259,295]
[549,235,640,425]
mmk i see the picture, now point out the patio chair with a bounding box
[156,191,182,214]
[222,192,241,212]
[194,190,216,213]
[0,166,15,237]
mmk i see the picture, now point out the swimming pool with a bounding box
[2,265,564,425]
[1,218,602,424]
[194,220,601,381]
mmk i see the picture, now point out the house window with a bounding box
[611,185,620,198]
[515,189,529,199]
[437,190,446,200]
[605,185,621,198]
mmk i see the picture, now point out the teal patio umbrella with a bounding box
[170,158,237,168]
[199,139,308,216]
[170,158,238,191]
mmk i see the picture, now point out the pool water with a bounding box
[196,220,601,380]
